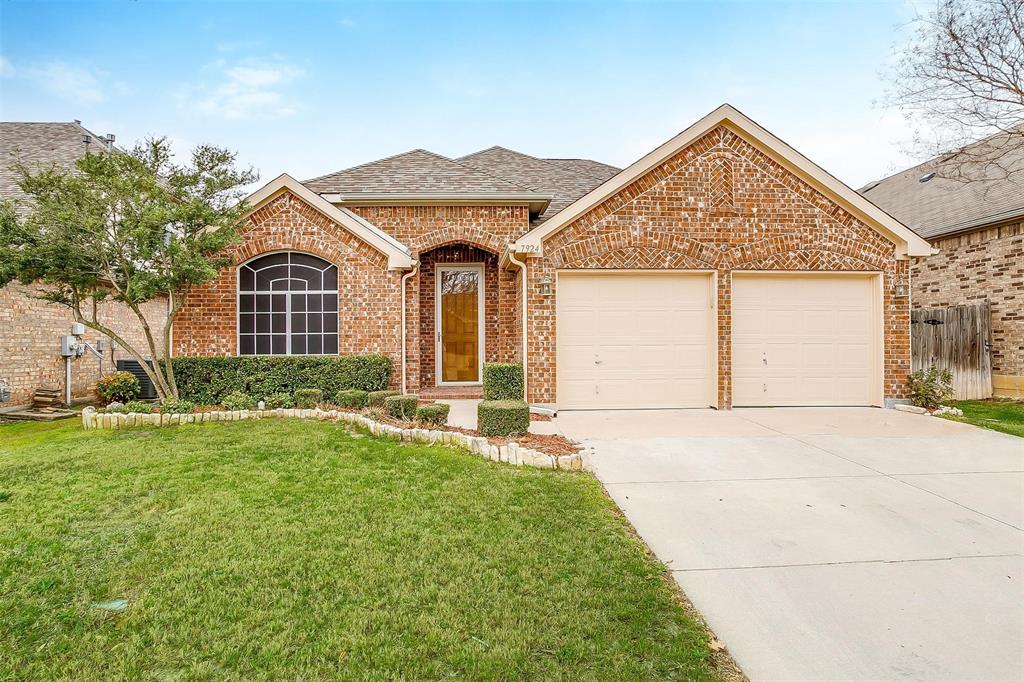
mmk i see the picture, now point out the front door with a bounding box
[436,265,483,384]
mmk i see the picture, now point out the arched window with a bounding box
[237,252,339,355]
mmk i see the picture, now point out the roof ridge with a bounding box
[457,144,608,186]
[447,150,538,193]
[303,148,450,185]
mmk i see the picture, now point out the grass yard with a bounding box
[942,399,1024,438]
[0,418,723,681]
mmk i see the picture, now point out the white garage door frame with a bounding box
[731,270,885,407]
[555,269,719,410]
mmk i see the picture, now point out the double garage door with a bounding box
[556,272,880,409]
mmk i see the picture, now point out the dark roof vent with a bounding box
[919,172,936,183]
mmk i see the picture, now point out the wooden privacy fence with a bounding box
[911,301,992,400]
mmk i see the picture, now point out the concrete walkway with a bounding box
[559,407,1024,681]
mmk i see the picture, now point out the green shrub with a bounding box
[170,355,392,405]
[96,371,140,404]
[483,363,524,401]
[221,391,257,411]
[477,400,530,437]
[263,392,294,409]
[123,400,153,414]
[160,397,195,414]
[294,388,323,409]
[908,366,954,410]
[368,389,400,408]
[416,403,450,426]
[383,394,418,420]
[336,389,369,409]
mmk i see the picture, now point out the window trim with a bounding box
[236,250,339,356]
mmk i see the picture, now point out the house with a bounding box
[861,131,1024,399]
[173,104,932,410]
[0,122,167,408]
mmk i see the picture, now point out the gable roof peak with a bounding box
[512,103,934,258]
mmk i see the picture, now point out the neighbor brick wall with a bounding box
[0,282,168,406]
[525,125,911,407]
[911,221,1024,389]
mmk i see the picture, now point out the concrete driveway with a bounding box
[558,408,1024,681]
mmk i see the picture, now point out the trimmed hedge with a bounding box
[171,355,391,405]
[384,394,418,420]
[221,391,257,411]
[416,403,450,426]
[335,389,369,409]
[295,388,323,409]
[368,390,400,408]
[477,400,530,437]
[483,363,523,401]
[263,392,294,409]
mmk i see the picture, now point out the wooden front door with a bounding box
[437,265,483,384]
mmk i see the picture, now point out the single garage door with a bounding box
[732,273,881,407]
[557,272,714,409]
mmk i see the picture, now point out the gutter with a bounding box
[400,261,420,394]
[321,192,552,215]
[507,250,529,404]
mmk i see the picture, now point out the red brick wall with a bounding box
[349,205,528,390]
[174,191,405,384]
[0,282,168,406]
[911,221,1024,394]
[525,125,911,407]
[174,196,528,392]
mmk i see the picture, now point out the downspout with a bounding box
[507,251,529,404]
[400,261,420,395]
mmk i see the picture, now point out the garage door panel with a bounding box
[733,274,878,407]
[557,273,713,409]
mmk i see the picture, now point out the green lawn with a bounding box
[0,418,722,681]
[943,399,1024,438]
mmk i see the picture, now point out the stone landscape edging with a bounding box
[80,406,582,471]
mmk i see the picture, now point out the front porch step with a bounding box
[420,386,483,400]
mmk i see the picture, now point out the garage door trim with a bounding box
[555,269,718,410]
[731,270,884,407]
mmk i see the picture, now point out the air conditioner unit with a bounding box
[116,359,157,400]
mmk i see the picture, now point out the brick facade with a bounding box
[174,127,917,409]
[0,282,168,407]
[524,126,911,407]
[175,197,527,392]
[911,220,1024,396]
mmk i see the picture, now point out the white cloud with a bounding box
[338,18,356,27]
[185,58,305,120]
[3,58,109,104]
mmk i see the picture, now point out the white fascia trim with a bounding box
[513,104,935,259]
[322,192,552,215]
[245,174,414,270]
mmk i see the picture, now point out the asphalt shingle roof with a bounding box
[1,122,113,204]
[303,148,535,196]
[455,146,618,222]
[860,130,1024,240]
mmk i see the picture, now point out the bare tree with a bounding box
[887,0,1023,181]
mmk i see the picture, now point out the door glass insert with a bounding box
[440,269,480,382]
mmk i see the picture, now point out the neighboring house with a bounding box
[861,131,1024,398]
[0,122,167,408]
[174,104,932,410]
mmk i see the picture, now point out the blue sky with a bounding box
[1,0,925,188]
